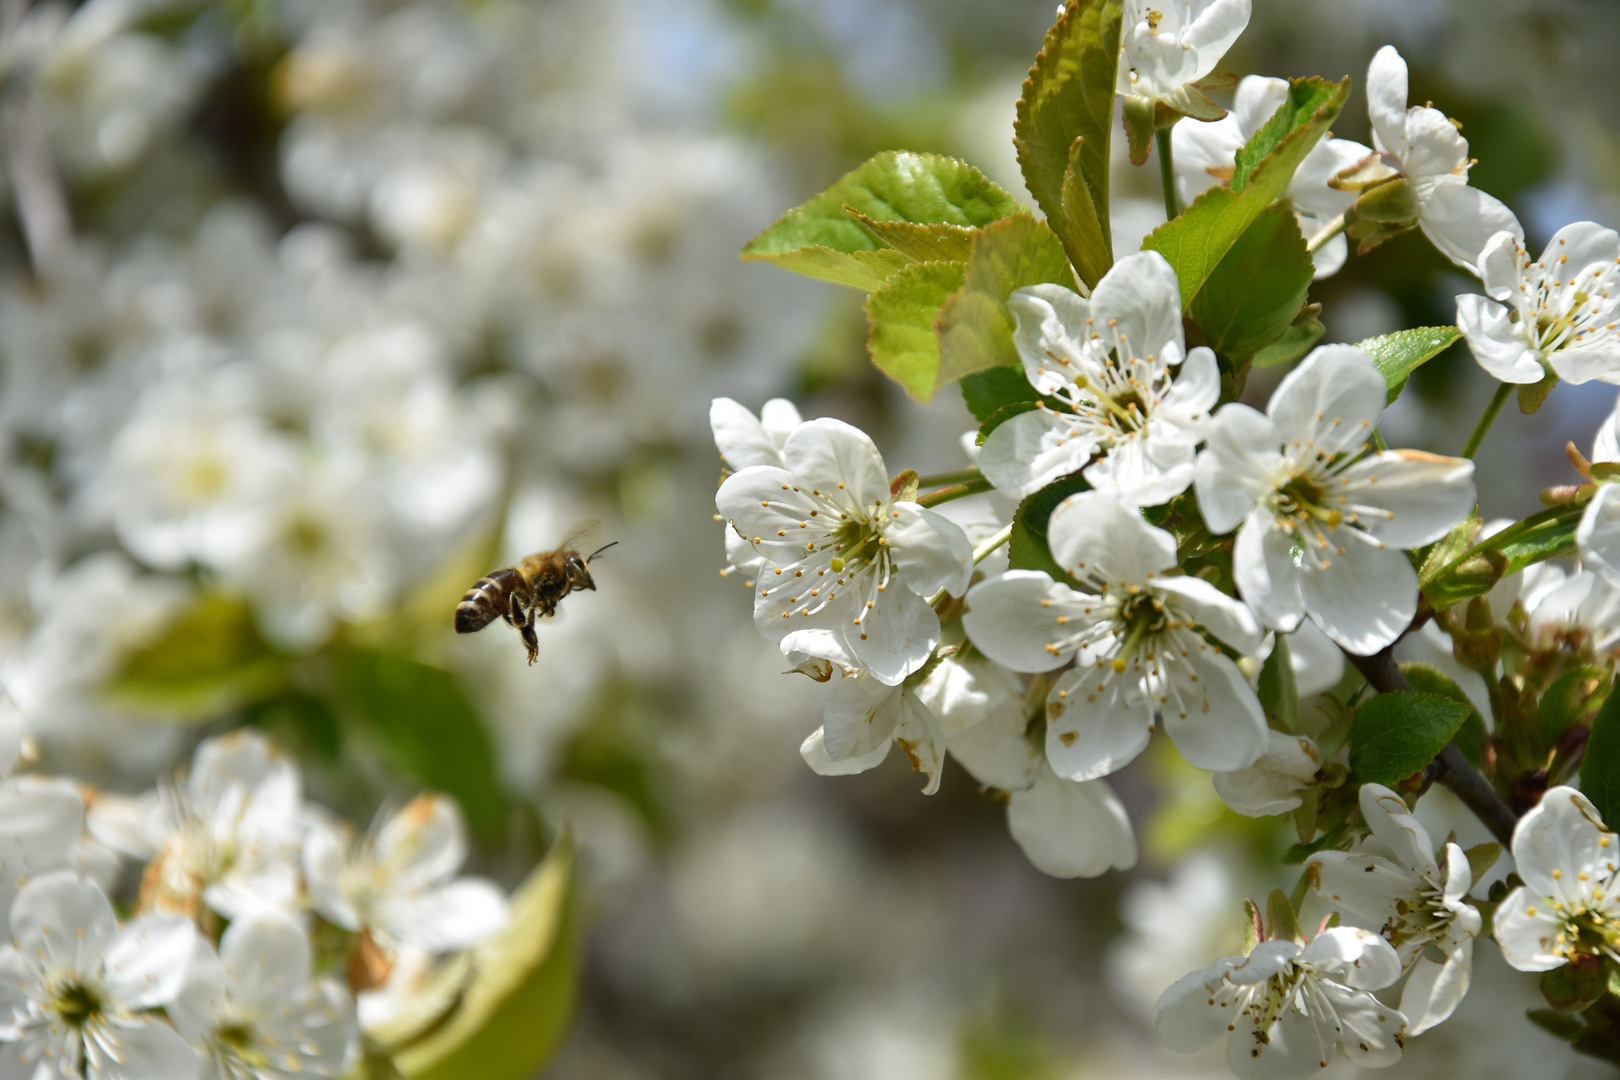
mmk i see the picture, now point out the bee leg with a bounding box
[521,623,538,665]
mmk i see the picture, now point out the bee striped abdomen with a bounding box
[455,568,521,633]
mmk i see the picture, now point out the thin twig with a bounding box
[1305,212,1347,255]
[1345,647,1517,845]
[1461,383,1513,460]
[1155,127,1181,221]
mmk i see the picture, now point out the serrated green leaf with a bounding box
[336,649,507,843]
[1399,662,1487,764]
[1145,77,1347,310]
[864,260,967,400]
[1008,475,1091,585]
[961,364,1042,423]
[1252,315,1324,369]
[936,215,1078,385]
[846,213,980,263]
[1188,200,1313,359]
[103,593,289,721]
[1349,691,1471,785]
[1581,679,1620,831]
[1231,80,1344,192]
[1014,0,1122,286]
[1354,326,1463,403]
[1424,501,1585,609]
[396,836,578,1080]
[740,151,1021,290]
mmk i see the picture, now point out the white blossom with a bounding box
[711,397,805,581]
[978,253,1218,504]
[1495,785,1620,972]
[1195,345,1476,654]
[1173,76,1370,279]
[1577,396,1620,591]
[1213,731,1333,818]
[716,418,973,685]
[171,912,357,1080]
[1306,784,1480,1034]
[304,793,508,955]
[1457,222,1620,386]
[797,664,946,795]
[1362,45,1521,273]
[963,490,1266,781]
[0,872,199,1080]
[1116,0,1250,118]
[1153,926,1406,1078]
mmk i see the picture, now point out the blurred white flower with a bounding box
[1196,345,1476,654]
[1107,853,1241,1016]
[965,490,1265,780]
[0,871,199,1080]
[1307,784,1480,1034]
[716,418,972,686]
[1173,76,1370,278]
[978,254,1218,504]
[171,911,357,1080]
[304,793,508,955]
[1154,925,1406,1078]
[1457,222,1620,386]
[1495,785,1620,972]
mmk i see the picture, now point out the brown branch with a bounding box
[1346,646,1518,845]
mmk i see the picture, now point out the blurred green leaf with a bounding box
[1188,200,1312,359]
[103,593,288,721]
[1012,0,1122,288]
[1355,326,1463,403]
[1350,691,1470,784]
[740,151,1021,290]
[1145,78,1346,309]
[1399,662,1487,764]
[864,260,966,400]
[1542,666,1609,755]
[336,649,507,843]
[1252,314,1324,369]
[1581,680,1620,831]
[396,836,578,1080]
[937,215,1077,385]
[1424,502,1584,609]
[1008,475,1090,586]
[1258,633,1298,732]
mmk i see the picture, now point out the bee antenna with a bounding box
[585,541,619,563]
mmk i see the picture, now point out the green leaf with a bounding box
[1144,77,1347,309]
[864,260,967,400]
[1354,326,1463,403]
[396,836,579,1080]
[1424,501,1585,609]
[1258,633,1298,732]
[936,215,1078,385]
[1231,82,1340,192]
[1008,475,1091,584]
[1266,887,1303,944]
[1013,0,1122,287]
[1349,691,1471,785]
[1581,679,1620,831]
[336,649,508,843]
[1418,512,1482,585]
[740,151,1021,290]
[1251,314,1324,369]
[961,364,1041,423]
[1464,842,1502,888]
[846,213,979,263]
[1187,200,1313,359]
[103,593,288,721]
[1399,662,1487,764]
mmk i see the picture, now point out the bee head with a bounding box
[564,552,595,591]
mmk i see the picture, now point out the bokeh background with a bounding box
[3,0,1620,1076]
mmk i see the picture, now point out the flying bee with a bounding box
[454,525,618,664]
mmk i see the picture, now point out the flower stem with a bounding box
[1305,212,1346,255]
[916,477,994,508]
[1344,646,1517,845]
[916,468,983,488]
[1371,429,1389,452]
[1156,128,1181,221]
[1461,383,1513,459]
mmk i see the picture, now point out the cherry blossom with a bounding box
[1116,0,1251,130]
[1494,785,1620,972]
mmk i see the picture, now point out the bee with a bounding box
[454,526,618,664]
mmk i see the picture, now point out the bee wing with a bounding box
[553,519,602,553]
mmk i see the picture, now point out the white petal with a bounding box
[104,913,196,1009]
[1301,539,1417,655]
[1091,250,1186,364]
[963,570,1098,673]
[1171,113,1244,204]
[1160,346,1222,418]
[945,718,1038,792]
[10,871,118,979]
[977,408,1096,499]
[218,911,311,1012]
[92,1018,202,1080]
[1183,0,1250,82]
[1159,641,1268,773]
[1233,510,1306,633]
[1552,339,1620,386]
[1047,490,1178,583]
[914,657,1023,735]
[1335,451,1475,549]
[1366,46,1411,160]
[1228,997,1327,1080]
[1578,485,1620,590]
[891,689,947,795]
[1400,936,1472,1035]
[800,726,891,776]
[1227,939,1303,985]
[1196,404,1283,535]
[1476,230,1525,300]
[167,937,225,1044]
[886,502,973,598]
[375,795,467,895]
[1310,232,1348,279]
[822,675,902,760]
[759,398,804,443]
[1155,575,1264,654]
[1233,75,1289,135]
[0,778,85,884]
[1456,294,1544,383]
[1045,667,1153,782]
[1493,885,1568,971]
[1268,345,1386,448]
[302,821,359,932]
[1509,785,1616,904]
[847,578,941,686]
[379,878,509,952]
[1213,731,1323,816]
[1359,783,1439,879]
[1306,851,1411,933]
[1152,959,1241,1054]
[1288,621,1345,697]
[1418,183,1523,274]
[710,397,784,470]
[1083,436,1197,508]
[1300,926,1403,990]
[1402,106,1470,182]
[1006,771,1136,878]
[1318,981,1407,1068]
[781,418,891,511]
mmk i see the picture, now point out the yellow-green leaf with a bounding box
[936,215,1077,386]
[103,593,288,721]
[865,260,967,401]
[1354,325,1463,403]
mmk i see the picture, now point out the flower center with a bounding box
[51,981,104,1028]
[1274,475,1342,530]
